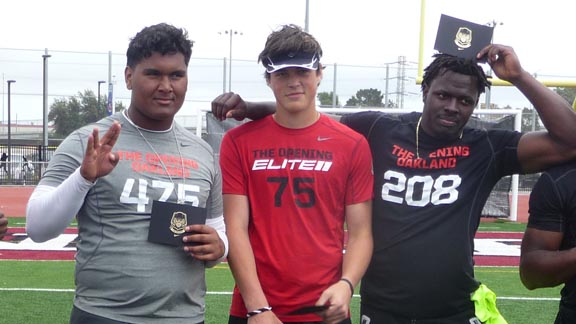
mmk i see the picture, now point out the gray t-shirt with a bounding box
[40,112,223,324]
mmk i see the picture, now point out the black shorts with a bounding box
[360,302,480,324]
[70,305,204,324]
[228,314,351,324]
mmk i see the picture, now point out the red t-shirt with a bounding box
[220,114,373,322]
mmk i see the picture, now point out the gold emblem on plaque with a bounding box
[454,27,472,50]
[170,211,187,236]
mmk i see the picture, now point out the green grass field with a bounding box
[477,218,528,232]
[0,218,561,323]
[0,261,562,324]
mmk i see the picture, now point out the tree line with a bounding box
[49,90,125,138]
[317,88,397,108]
[48,87,576,138]
[318,87,576,110]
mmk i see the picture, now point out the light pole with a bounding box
[484,20,503,110]
[6,80,15,167]
[220,29,242,92]
[305,0,310,32]
[42,51,51,149]
[107,51,114,116]
[98,80,106,113]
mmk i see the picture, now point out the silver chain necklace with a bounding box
[123,109,186,203]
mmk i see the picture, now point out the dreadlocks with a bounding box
[421,53,491,95]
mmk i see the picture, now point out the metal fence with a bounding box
[0,144,55,185]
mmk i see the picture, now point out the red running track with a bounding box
[0,228,523,266]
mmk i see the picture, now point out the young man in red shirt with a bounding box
[220,25,374,324]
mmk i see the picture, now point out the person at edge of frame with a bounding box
[520,161,576,324]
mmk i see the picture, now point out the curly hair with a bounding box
[421,53,491,95]
[126,23,194,68]
[258,24,322,74]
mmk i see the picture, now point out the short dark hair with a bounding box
[126,23,194,68]
[421,53,491,95]
[258,24,322,78]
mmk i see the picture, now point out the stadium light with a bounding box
[219,29,243,92]
[7,80,15,166]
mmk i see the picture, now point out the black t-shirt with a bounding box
[528,162,576,309]
[342,111,523,319]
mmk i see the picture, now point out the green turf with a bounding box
[478,219,527,232]
[6,216,27,228]
[7,216,76,228]
[0,261,562,324]
[1,216,551,324]
[3,290,74,323]
[0,260,74,288]
[0,217,548,323]
[476,267,561,323]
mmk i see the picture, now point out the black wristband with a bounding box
[246,306,272,318]
[340,278,354,297]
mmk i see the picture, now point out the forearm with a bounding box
[341,229,373,289]
[204,215,228,268]
[246,101,276,120]
[26,168,93,242]
[520,248,576,289]
[341,201,373,288]
[228,231,270,310]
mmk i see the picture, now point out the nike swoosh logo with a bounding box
[180,142,193,147]
[317,136,331,141]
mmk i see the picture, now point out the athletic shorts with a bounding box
[360,302,480,324]
[70,305,204,324]
[228,314,351,324]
